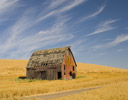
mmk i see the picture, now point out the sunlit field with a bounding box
[0,59,128,100]
[50,81,128,100]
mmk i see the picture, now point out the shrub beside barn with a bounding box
[26,46,77,80]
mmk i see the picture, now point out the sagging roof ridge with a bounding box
[32,46,71,55]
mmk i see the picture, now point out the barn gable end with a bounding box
[62,48,77,79]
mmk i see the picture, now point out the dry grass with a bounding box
[50,81,128,100]
[77,62,128,74]
[0,59,128,100]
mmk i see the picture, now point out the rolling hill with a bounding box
[0,59,128,99]
[0,59,127,77]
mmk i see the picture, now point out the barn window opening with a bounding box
[46,63,47,66]
[73,66,75,71]
[64,72,66,75]
[58,72,62,79]
[64,65,65,70]
[27,68,30,70]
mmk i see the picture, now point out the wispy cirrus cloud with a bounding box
[108,34,128,46]
[0,16,74,58]
[0,0,18,15]
[48,0,67,10]
[93,34,128,49]
[0,0,19,24]
[36,0,87,22]
[70,39,86,52]
[0,0,87,59]
[0,5,75,59]
[7,16,74,59]
[79,4,106,23]
[87,19,118,36]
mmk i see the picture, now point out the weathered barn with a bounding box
[26,46,77,80]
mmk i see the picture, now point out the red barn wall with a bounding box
[62,50,77,79]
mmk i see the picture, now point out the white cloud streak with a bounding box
[79,4,106,22]
[36,0,86,22]
[48,0,67,10]
[0,0,113,59]
[70,39,86,53]
[87,19,118,36]
[0,0,18,15]
[108,34,128,46]
[0,9,74,59]
[93,34,128,49]
[0,0,19,25]
[0,0,86,55]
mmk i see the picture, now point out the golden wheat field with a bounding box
[50,81,128,100]
[0,59,128,100]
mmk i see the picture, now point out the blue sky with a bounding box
[0,0,128,69]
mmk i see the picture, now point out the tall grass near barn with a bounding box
[0,59,128,100]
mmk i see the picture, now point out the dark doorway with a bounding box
[69,71,72,77]
[41,71,46,79]
[58,72,62,79]
[72,73,76,79]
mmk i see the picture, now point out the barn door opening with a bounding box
[72,73,76,79]
[69,71,72,78]
[58,72,62,79]
[41,71,46,79]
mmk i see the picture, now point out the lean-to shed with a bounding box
[26,46,77,80]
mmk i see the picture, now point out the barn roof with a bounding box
[26,46,76,68]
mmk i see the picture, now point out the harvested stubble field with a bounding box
[0,59,128,100]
